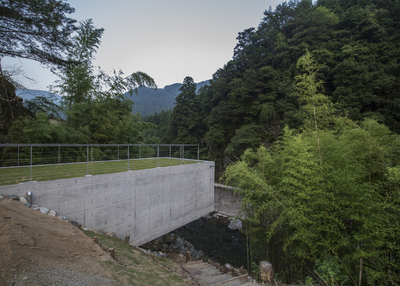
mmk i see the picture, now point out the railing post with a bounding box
[169,145,171,159]
[18,145,19,166]
[91,145,93,162]
[197,145,199,161]
[30,146,32,181]
[157,145,159,167]
[183,145,185,160]
[58,145,60,164]
[180,145,182,165]
[128,146,130,171]
[139,146,141,159]
[87,145,89,176]
[118,146,119,161]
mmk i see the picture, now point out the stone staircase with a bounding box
[177,258,258,286]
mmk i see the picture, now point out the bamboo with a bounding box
[359,258,363,286]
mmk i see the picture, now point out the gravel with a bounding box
[11,269,115,285]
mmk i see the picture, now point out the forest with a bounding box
[1,0,400,285]
[141,0,400,284]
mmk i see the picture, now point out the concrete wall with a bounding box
[214,184,243,217]
[0,162,215,246]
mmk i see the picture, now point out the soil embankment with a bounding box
[0,198,189,285]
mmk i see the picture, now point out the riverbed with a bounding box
[173,212,248,269]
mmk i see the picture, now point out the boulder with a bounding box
[228,219,242,230]
[58,216,67,220]
[19,197,28,204]
[259,261,274,283]
[39,207,49,215]
[0,195,3,200]
[174,237,184,248]
[195,250,204,259]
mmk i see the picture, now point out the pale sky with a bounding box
[3,0,283,91]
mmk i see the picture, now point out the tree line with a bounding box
[150,0,400,167]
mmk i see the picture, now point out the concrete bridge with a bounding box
[0,162,243,246]
[0,162,215,245]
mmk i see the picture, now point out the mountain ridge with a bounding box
[16,80,210,117]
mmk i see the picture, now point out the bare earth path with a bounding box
[0,199,116,286]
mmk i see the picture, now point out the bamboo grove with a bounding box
[225,51,400,285]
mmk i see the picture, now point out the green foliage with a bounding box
[4,18,156,145]
[305,276,314,286]
[225,53,400,285]
[0,68,28,138]
[251,261,260,278]
[0,0,77,66]
[4,112,89,144]
[314,254,349,286]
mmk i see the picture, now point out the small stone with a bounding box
[32,205,40,211]
[213,213,219,218]
[48,210,57,216]
[70,221,79,227]
[8,195,19,200]
[58,216,67,220]
[19,197,28,204]
[202,214,211,220]
[39,207,49,215]
[225,263,232,269]
[23,203,31,208]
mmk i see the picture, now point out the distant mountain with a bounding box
[16,90,62,104]
[125,80,210,116]
[15,80,210,117]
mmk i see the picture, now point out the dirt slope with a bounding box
[0,199,115,285]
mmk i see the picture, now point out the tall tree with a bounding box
[0,0,77,66]
[169,76,200,143]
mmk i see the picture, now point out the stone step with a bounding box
[211,274,249,286]
[181,261,254,286]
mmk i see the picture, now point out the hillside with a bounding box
[125,80,209,116]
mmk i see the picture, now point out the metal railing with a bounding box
[0,144,200,185]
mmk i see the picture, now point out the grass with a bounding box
[82,230,189,286]
[0,158,200,186]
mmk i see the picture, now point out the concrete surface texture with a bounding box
[0,162,215,246]
[214,184,243,217]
